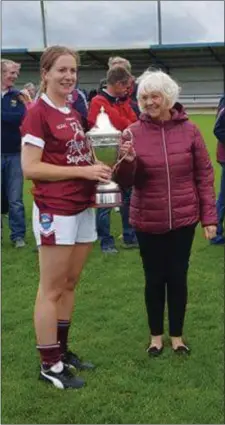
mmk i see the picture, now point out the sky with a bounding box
[2,0,224,50]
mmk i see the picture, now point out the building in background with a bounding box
[2,0,224,112]
[2,43,224,112]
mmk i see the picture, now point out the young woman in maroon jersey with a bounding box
[21,46,111,389]
[115,70,217,357]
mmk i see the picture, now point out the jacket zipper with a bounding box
[161,126,172,230]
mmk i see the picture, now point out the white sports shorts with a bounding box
[33,202,97,246]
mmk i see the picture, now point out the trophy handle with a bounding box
[112,129,134,172]
[112,151,128,172]
[85,135,98,164]
[90,145,98,163]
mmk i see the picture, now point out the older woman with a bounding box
[115,70,217,356]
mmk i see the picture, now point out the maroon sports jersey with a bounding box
[21,94,96,215]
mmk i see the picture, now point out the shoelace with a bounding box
[60,364,74,378]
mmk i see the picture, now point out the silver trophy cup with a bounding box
[86,107,125,208]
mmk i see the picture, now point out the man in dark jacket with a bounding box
[211,95,225,245]
[1,59,26,247]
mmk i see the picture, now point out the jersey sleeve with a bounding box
[20,105,46,149]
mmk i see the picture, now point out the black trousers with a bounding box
[136,224,196,337]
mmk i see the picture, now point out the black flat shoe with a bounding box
[146,345,164,357]
[173,345,190,355]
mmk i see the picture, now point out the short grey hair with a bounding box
[137,69,180,111]
[24,82,36,91]
[1,59,21,73]
[108,56,132,72]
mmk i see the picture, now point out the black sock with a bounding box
[57,320,71,355]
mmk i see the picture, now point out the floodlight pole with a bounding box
[40,0,47,48]
[157,0,162,45]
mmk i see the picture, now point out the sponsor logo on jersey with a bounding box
[69,121,85,136]
[65,121,92,165]
[56,124,67,130]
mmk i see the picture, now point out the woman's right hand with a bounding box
[119,141,136,163]
[83,164,112,183]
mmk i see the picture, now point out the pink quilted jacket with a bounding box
[115,103,217,234]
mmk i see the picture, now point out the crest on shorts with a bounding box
[40,213,53,231]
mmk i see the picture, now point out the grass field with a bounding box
[1,115,224,425]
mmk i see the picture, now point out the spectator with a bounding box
[100,56,140,117]
[115,69,217,355]
[19,89,34,110]
[68,86,88,131]
[108,56,140,117]
[210,95,225,245]
[88,65,138,253]
[23,82,36,100]
[88,89,97,103]
[1,59,26,247]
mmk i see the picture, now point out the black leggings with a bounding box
[136,224,196,337]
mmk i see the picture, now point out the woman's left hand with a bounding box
[204,225,217,240]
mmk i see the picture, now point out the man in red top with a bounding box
[88,66,138,253]
[88,66,137,130]
[97,56,140,117]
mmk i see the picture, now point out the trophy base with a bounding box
[94,181,122,208]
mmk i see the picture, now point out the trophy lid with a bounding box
[86,106,121,137]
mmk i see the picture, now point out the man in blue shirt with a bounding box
[1,59,26,247]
